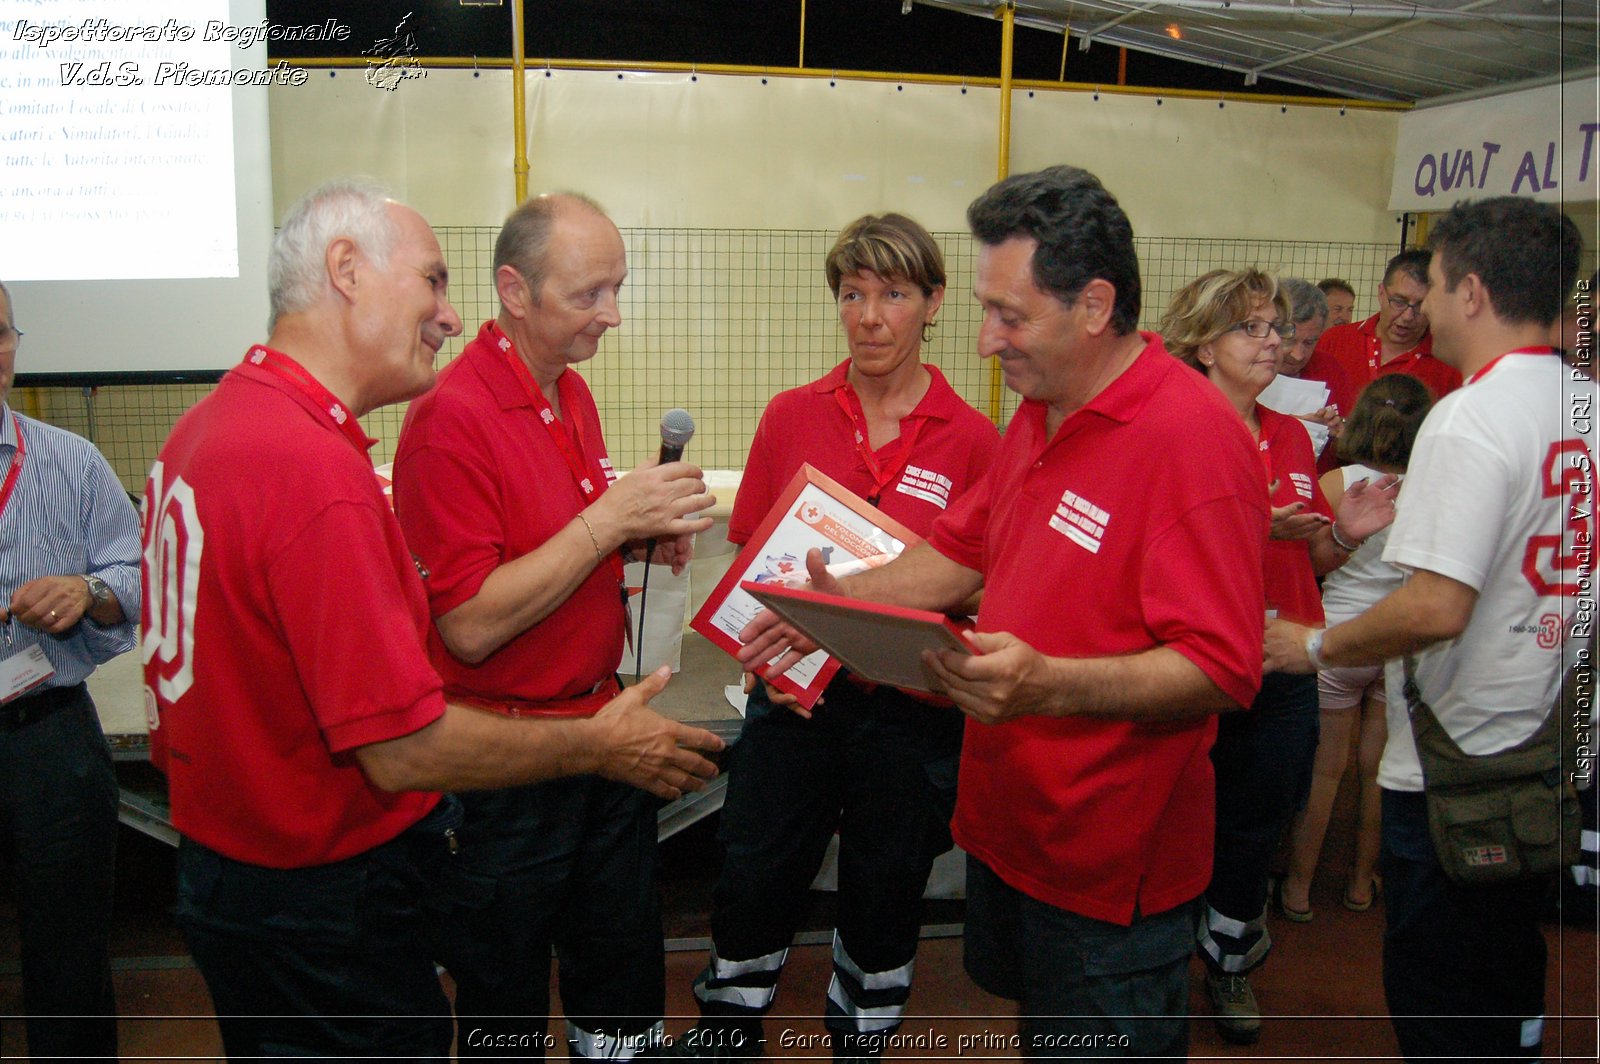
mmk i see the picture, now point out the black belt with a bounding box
[0,682,88,732]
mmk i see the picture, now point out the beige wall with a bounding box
[268,69,1401,241]
[1010,89,1399,242]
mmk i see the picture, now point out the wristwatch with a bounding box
[83,574,113,613]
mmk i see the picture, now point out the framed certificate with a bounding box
[741,582,973,695]
[689,464,919,708]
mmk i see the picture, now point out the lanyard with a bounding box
[1466,346,1556,386]
[488,322,626,588]
[245,346,373,456]
[0,414,27,526]
[833,384,927,505]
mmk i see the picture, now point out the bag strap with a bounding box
[1402,652,1564,789]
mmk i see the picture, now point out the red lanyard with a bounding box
[833,384,926,505]
[245,346,374,456]
[1252,407,1279,491]
[0,414,27,524]
[489,322,625,586]
[1466,347,1556,385]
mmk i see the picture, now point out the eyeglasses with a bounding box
[1384,294,1426,318]
[1229,319,1295,341]
[0,325,21,352]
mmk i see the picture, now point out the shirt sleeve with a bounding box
[1144,494,1268,710]
[265,498,445,754]
[928,466,993,573]
[392,431,506,618]
[76,448,141,662]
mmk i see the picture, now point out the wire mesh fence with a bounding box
[21,228,1401,492]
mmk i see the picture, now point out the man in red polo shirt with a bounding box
[392,193,715,1060]
[1314,250,1462,402]
[740,166,1268,1058]
[1318,277,1357,328]
[143,180,723,1061]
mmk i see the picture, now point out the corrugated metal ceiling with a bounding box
[921,0,1598,103]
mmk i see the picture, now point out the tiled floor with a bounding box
[3,773,1597,1061]
[2,913,1596,1060]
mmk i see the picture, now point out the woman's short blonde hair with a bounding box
[824,213,946,298]
[1160,268,1288,368]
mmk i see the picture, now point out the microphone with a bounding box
[658,407,695,464]
[637,408,696,681]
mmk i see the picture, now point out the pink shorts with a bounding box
[1317,662,1385,710]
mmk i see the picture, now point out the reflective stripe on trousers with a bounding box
[692,945,789,1011]
[823,932,914,1034]
[1195,901,1272,973]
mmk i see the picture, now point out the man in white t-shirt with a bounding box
[1266,195,1587,1061]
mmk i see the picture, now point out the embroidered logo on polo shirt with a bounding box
[598,457,618,485]
[329,403,347,425]
[1289,472,1314,500]
[1049,487,1109,554]
[540,409,555,425]
[896,464,952,509]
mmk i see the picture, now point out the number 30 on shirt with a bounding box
[142,460,204,710]
[1524,439,1594,598]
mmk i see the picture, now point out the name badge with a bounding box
[0,645,55,703]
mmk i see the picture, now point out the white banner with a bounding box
[1388,76,1600,212]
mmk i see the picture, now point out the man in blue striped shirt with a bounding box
[0,280,142,1060]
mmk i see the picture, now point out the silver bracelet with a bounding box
[1329,522,1363,552]
[1304,628,1329,671]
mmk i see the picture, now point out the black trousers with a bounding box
[697,680,963,1036]
[1199,672,1320,974]
[1381,788,1550,1062]
[0,684,119,1060]
[438,775,666,1059]
[176,798,463,1060]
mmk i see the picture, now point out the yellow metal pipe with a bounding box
[988,2,1016,422]
[511,0,529,203]
[281,57,1410,111]
[1411,212,1431,249]
[1059,28,1070,82]
[997,3,1014,182]
[798,0,807,70]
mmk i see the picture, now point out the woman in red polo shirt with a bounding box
[1161,269,1398,1047]
[670,214,999,1061]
